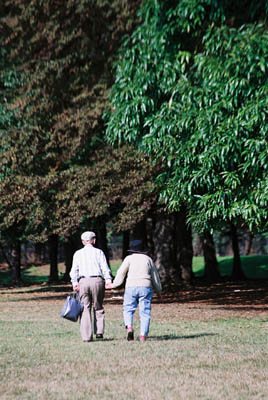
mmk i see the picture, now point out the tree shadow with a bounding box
[149,333,217,341]
[2,279,268,310]
[6,294,68,302]
[152,279,268,307]
[0,284,71,295]
[208,306,268,312]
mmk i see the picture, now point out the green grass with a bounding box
[193,255,268,279]
[0,291,267,400]
[110,260,121,276]
[1,256,268,399]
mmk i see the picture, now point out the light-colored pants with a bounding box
[123,286,153,336]
[79,277,105,341]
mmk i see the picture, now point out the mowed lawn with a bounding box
[0,257,268,399]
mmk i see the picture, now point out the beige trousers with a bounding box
[79,277,105,341]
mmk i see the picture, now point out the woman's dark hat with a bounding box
[128,240,148,254]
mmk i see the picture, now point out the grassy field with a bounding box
[0,286,268,400]
[0,257,268,399]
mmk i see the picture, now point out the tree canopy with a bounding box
[105,0,268,233]
[1,0,161,244]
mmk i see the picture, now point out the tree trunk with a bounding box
[175,209,194,284]
[34,242,43,265]
[193,234,203,256]
[145,216,155,258]
[132,219,147,245]
[152,212,180,290]
[49,234,59,282]
[8,240,22,285]
[202,231,221,282]
[230,224,246,280]
[0,240,22,285]
[122,230,130,260]
[244,232,254,255]
[0,243,11,268]
[62,238,76,281]
[96,218,110,266]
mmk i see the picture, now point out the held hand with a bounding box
[105,283,113,290]
[73,284,80,292]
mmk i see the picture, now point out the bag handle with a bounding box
[72,291,80,299]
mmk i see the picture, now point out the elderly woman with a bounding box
[106,240,162,342]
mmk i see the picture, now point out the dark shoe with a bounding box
[96,334,103,339]
[83,340,92,342]
[127,327,134,341]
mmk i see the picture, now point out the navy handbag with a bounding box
[61,292,84,322]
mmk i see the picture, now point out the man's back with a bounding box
[70,244,112,286]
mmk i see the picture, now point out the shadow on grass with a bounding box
[0,284,71,294]
[78,338,116,343]
[219,255,268,279]
[0,262,67,287]
[1,256,268,308]
[208,306,268,312]
[0,282,72,302]
[149,333,217,341]
[154,279,268,307]
[5,294,68,302]
[194,255,268,279]
[3,279,268,307]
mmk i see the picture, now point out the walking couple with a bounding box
[69,232,162,343]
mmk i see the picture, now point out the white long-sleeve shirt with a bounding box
[70,244,112,287]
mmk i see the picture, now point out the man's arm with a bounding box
[70,252,80,291]
[99,250,113,283]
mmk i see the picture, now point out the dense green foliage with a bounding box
[0,52,20,140]
[106,0,268,232]
[0,47,27,242]
[0,0,161,243]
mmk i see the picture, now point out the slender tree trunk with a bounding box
[153,212,180,290]
[244,232,254,255]
[122,230,130,260]
[4,240,22,285]
[230,224,246,280]
[1,241,22,284]
[202,231,220,282]
[49,234,59,282]
[34,242,43,265]
[96,218,110,266]
[0,243,12,268]
[193,234,203,256]
[132,219,147,245]
[175,209,194,284]
[145,216,155,258]
[62,238,76,281]
[63,233,83,281]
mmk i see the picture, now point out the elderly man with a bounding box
[70,231,113,342]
